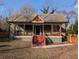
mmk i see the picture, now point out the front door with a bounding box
[34,25,41,35]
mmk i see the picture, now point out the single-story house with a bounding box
[0,20,9,38]
[7,13,68,43]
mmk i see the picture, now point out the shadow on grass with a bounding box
[0,45,10,47]
[0,37,15,42]
[0,37,31,52]
[0,46,31,52]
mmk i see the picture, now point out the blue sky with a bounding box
[0,0,77,14]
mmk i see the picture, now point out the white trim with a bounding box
[32,43,74,48]
[14,35,62,38]
[32,21,44,23]
[47,36,62,38]
[14,36,32,38]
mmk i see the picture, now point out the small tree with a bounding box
[20,4,36,15]
[40,6,49,14]
[67,20,78,35]
[40,6,56,14]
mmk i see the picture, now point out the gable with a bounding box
[32,15,44,23]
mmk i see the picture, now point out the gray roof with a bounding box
[8,13,68,23]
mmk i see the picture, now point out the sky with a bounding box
[0,0,78,15]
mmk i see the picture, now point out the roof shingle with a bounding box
[8,13,68,23]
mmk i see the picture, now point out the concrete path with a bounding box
[32,43,74,48]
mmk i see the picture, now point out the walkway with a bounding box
[33,43,74,48]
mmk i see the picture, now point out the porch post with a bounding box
[8,23,10,38]
[32,24,34,36]
[43,24,44,35]
[65,23,67,36]
[14,24,16,36]
[51,24,53,35]
[23,24,25,36]
[26,25,27,35]
[60,24,62,36]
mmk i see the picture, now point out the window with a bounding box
[15,25,24,36]
[25,25,32,35]
[44,25,51,35]
[53,25,60,32]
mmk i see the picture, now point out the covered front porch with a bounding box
[9,23,64,37]
[8,22,65,43]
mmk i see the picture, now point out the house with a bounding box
[8,13,68,43]
[0,21,9,38]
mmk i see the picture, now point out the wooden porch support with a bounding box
[65,23,67,36]
[23,24,25,35]
[14,24,16,36]
[8,23,11,38]
[60,24,62,36]
[26,25,28,35]
[32,24,34,36]
[51,24,53,35]
[43,24,44,35]
[18,25,20,36]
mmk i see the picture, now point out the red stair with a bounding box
[32,35,46,46]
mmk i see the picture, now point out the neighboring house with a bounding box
[0,21,9,38]
[8,13,68,43]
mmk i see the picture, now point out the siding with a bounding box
[14,36,62,43]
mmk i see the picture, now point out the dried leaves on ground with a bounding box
[0,45,77,59]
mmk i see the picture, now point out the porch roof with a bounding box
[8,13,68,23]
